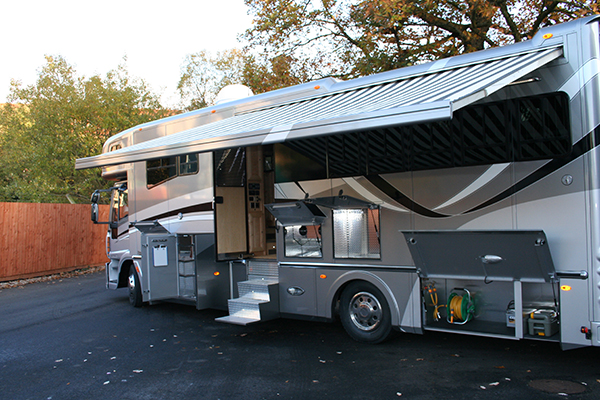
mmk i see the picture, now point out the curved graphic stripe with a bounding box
[466,127,600,214]
[141,202,213,222]
[433,163,510,210]
[341,177,408,212]
[366,127,600,218]
[365,175,449,218]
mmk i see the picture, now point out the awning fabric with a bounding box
[75,46,562,170]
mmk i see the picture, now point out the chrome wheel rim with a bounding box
[128,273,136,290]
[348,291,382,331]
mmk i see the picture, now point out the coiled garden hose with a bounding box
[447,290,475,324]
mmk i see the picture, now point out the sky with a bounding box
[0,0,253,107]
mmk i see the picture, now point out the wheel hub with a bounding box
[349,291,382,331]
[128,274,136,289]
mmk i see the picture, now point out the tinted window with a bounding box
[146,153,198,188]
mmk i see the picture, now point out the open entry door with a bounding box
[246,146,268,257]
[214,148,248,260]
[215,185,247,259]
[214,146,272,261]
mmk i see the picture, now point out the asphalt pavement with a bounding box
[1,270,599,400]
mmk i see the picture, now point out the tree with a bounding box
[177,49,246,111]
[178,49,311,110]
[0,55,175,203]
[242,53,314,94]
[243,0,599,79]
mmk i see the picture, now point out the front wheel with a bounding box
[128,265,143,308]
[340,281,392,344]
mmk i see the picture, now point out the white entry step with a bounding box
[216,260,279,326]
[216,315,261,326]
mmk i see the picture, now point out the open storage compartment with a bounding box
[404,230,559,341]
[421,279,558,341]
[177,235,196,299]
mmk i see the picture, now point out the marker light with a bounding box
[314,85,321,90]
[211,110,216,113]
[214,271,220,276]
[543,33,553,40]
[561,285,572,291]
[319,274,327,279]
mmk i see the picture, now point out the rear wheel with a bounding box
[340,281,392,343]
[128,265,142,308]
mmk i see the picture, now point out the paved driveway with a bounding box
[1,271,598,399]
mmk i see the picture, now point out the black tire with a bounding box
[340,281,392,344]
[128,265,143,308]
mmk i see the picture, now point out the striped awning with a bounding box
[75,46,562,170]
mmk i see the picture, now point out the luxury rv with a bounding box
[77,16,600,349]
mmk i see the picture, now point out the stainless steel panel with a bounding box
[333,209,380,259]
[284,225,323,258]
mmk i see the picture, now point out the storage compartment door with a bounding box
[403,230,555,282]
[146,235,178,301]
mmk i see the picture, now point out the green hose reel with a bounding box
[447,288,475,324]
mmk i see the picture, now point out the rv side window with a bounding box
[110,188,128,221]
[109,143,122,152]
[119,191,128,220]
[284,225,322,258]
[179,154,199,175]
[147,157,177,187]
[146,153,199,188]
[333,208,380,259]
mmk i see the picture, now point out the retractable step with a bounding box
[216,260,279,326]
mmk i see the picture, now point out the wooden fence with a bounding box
[0,203,110,281]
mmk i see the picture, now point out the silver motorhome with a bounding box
[77,16,600,349]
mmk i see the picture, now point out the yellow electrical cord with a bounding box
[427,284,446,321]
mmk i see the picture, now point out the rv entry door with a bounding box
[214,148,248,260]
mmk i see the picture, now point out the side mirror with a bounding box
[91,190,100,204]
[91,203,99,223]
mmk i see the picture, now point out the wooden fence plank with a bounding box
[0,203,109,281]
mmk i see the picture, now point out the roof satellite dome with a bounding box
[215,84,254,105]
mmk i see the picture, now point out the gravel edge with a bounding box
[0,265,106,290]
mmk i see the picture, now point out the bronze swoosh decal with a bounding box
[139,202,214,223]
